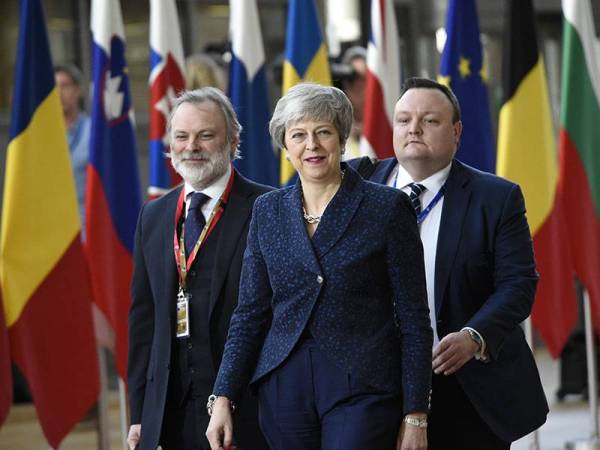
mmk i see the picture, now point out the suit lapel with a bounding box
[280,182,323,274]
[370,158,397,185]
[434,161,471,314]
[208,173,254,317]
[311,167,364,258]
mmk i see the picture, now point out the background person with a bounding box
[54,64,90,232]
[206,83,432,450]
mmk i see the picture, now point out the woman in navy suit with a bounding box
[206,84,432,450]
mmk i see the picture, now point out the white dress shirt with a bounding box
[388,162,451,347]
[183,164,232,220]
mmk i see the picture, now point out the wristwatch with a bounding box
[464,328,483,350]
[206,394,235,416]
[404,415,428,428]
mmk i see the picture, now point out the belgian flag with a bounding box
[0,0,99,445]
[496,0,576,357]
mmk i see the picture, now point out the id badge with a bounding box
[176,290,191,338]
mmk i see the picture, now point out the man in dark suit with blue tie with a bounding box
[360,77,548,449]
[127,87,269,450]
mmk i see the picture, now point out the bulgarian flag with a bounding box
[559,0,600,328]
[496,0,576,357]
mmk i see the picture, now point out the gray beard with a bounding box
[171,147,230,191]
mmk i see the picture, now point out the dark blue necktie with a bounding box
[184,192,210,255]
[407,183,426,215]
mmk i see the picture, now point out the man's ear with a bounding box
[453,120,463,146]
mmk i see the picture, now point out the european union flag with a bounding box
[439,0,495,172]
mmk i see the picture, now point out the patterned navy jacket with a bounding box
[213,164,433,414]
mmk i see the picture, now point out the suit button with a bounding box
[189,270,196,277]
[190,368,195,374]
[317,275,323,284]
[187,342,193,349]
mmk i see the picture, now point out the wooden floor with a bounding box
[0,393,124,450]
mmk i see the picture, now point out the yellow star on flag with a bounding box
[458,56,471,78]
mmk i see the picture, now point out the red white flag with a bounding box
[361,0,401,159]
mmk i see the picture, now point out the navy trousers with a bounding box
[160,396,211,450]
[428,373,510,450]
[257,335,402,450]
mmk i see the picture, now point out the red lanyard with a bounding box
[173,169,235,288]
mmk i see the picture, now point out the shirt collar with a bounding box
[395,162,452,194]
[184,164,232,201]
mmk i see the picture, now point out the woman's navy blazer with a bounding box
[214,165,433,414]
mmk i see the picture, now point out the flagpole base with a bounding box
[565,438,600,450]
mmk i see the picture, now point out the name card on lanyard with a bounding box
[172,168,235,338]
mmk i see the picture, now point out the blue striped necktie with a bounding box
[407,183,426,215]
[184,192,210,255]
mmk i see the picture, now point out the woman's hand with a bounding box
[397,415,427,450]
[206,397,234,450]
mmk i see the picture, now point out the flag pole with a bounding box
[523,317,540,450]
[118,377,128,450]
[565,288,600,450]
[96,347,110,450]
[583,288,599,440]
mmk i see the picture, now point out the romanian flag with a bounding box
[0,0,99,445]
[87,0,142,380]
[559,0,600,329]
[148,0,185,198]
[438,0,495,172]
[361,0,401,159]
[280,0,331,185]
[496,0,576,357]
[230,0,279,187]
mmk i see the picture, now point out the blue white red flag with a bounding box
[87,0,142,380]
[229,0,278,186]
[148,0,186,197]
[361,0,401,159]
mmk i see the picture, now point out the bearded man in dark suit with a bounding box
[127,87,270,450]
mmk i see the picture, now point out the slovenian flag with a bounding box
[87,0,142,380]
[361,0,401,159]
[0,0,99,445]
[148,0,186,198]
[280,0,331,186]
[439,0,495,172]
[229,0,278,187]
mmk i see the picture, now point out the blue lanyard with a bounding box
[416,187,445,224]
[393,172,445,224]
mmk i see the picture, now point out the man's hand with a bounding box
[432,330,479,375]
[397,417,427,450]
[206,397,234,450]
[127,424,141,450]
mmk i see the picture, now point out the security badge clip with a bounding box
[176,288,191,339]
